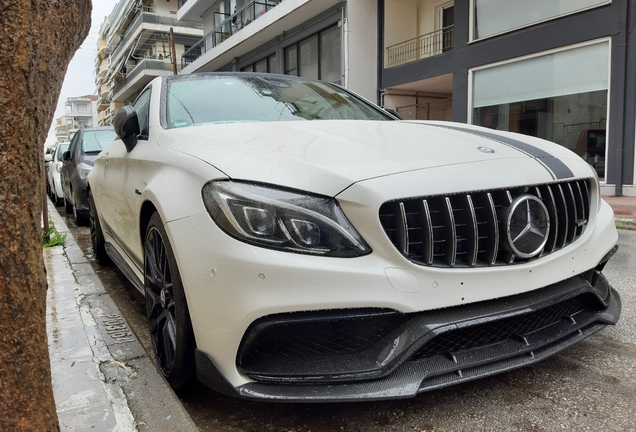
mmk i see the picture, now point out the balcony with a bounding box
[111,59,176,102]
[182,0,282,68]
[99,60,109,77]
[386,25,454,68]
[110,12,202,65]
[98,39,111,56]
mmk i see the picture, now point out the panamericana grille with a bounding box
[408,293,600,362]
[379,179,591,267]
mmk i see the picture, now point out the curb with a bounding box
[615,217,636,231]
[45,200,198,432]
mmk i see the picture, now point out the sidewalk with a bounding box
[604,195,636,230]
[44,200,198,432]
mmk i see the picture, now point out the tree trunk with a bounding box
[0,1,91,430]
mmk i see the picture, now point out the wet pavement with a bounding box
[47,196,636,431]
[45,200,197,431]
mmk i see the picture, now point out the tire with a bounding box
[54,192,64,207]
[88,190,111,265]
[144,212,195,389]
[65,197,73,214]
[73,202,88,226]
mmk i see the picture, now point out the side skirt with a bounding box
[105,242,145,295]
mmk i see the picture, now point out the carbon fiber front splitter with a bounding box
[195,275,621,402]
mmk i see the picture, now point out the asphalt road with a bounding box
[55,205,636,431]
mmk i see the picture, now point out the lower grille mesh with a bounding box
[241,312,403,361]
[408,293,600,362]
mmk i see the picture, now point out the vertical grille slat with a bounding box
[443,198,457,267]
[421,200,434,265]
[465,195,478,267]
[554,184,569,248]
[485,193,499,265]
[564,184,577,242]
[398,202,409,255]
[379,179,592,268]
[540,185,559,254]
[573,181,587,236]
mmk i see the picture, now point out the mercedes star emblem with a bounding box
[506,195,550,259]
[477,146,495,154]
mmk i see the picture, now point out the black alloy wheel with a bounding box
[144,212,195,389]
[88,190,111,265]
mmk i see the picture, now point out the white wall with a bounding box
[417,0,453,36]
[347,0,378,102]
[384,0,417,48]
[383,94,417,109]
[155,0,179,16]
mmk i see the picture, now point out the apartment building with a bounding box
[176,0,634,196]
[54,116,72,144]
[96,0,204,125]
[54,96,99,142]
[177,0,379,101]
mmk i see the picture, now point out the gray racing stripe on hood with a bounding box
[423,123,574,180]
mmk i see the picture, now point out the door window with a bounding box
[133,89,152,139]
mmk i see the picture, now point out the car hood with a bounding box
[158,120,584,196]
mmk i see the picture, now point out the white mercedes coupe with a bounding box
[88,72,620,402]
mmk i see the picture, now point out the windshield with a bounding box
[56,143,70,161]
[166,74,391,128]
[81,130,117,153]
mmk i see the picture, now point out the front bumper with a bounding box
[195,270,620,402]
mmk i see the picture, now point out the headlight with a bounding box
[202,181,371,257]
[78,163,92,180]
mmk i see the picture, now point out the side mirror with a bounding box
[63,151,71,161]
[44,153,53,162]
[382,107,402,120]
[113,105,140,152]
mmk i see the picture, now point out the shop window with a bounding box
[284,45,298,76]
[242,54,277,73]
[471,41,609,179]
[284,24,341,83]
[473,0,610,40]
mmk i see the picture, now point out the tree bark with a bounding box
[0,1,91,430]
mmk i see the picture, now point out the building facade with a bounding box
[175,0,635,196]
[177,0,379,101]
[381,0,636,196]
[55,96,99,143]
[96,0,204,125]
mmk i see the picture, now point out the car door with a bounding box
[98,89,153,277]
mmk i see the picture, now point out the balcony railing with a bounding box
[112,59,176,95]
[182,0,281,68]
[110,12,203,64]
[386,25,454,67]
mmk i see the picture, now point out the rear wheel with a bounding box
[64,197,73,214]
[144,212,195,389]
[88,190,111,265]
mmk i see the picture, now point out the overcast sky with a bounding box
[45,0,120,148]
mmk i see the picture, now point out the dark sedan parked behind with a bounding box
[62,126,116,225]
